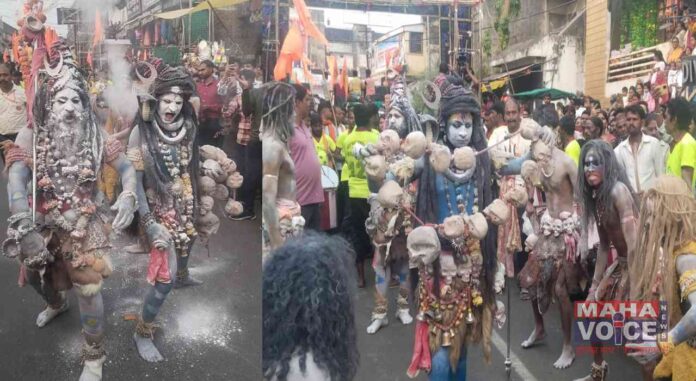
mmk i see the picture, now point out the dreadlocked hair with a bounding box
[630,175,696,327]
[577,139,637,229]
[262,232,359,381]
[261,82,296,144]
[388,93,422,139]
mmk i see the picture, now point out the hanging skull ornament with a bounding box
[483,199,510,226]
[540,214,552,236]
[429,143,452,173]
[439,253,458,286]
[452,146,476,171]
[403,131,427,159]
[552,219,563,237]
[442,215,466,239]
[525,234,539,252]
[378,129,401,157]
[563,216,576,235]
[521,160,542,188]
[364,155,388,181]
[377,180,403,209]
[464,213,489,240]
[406,226,441,267]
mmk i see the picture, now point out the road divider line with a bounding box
[491,329,539,381]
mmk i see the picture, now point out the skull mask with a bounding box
[483,199,510,226]
[552,219,562,237]
[541,214,552,236]
[563,218,575,235]
[440,254,458,285]
[407,226,441,267]
[443,215,466,239]
[378,129,401,157]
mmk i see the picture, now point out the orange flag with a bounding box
[341,57,348,97]
[92,10,104,48]
[292,0,328,45]
[327,55,337,86]
[302,56,313,85]
[273,24,305,81]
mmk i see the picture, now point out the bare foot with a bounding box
[79,356,105,381]
[572,361,607,381]
[553,344,575,369]
[36,301,69,328]
[174,275,203,289]
[521,327,546,348]
[366,317,388,334]
[133,333,164,362]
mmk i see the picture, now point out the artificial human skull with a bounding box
[389,156,415,183]
[483,199,510,226]
[226,172,243,189]
[224,199,244,217]
[430,143,452,173]
[403,131,427,159]
[199,195,215,216]
[524,234,538,252]
[540,214,552,236]
[520,118,541,140]
[199,176,217,195]
[219,158,237,175]
[196,212,220,239]
[440,253,458,285]
[443,215,466,239]
[562,217,575,235]
[158,93,184,124]
[379,129,401,157]
[377,180,403,209]
[552,219,563,237]
[406,226,441,266]
[465,213,489,239]
[521,160,542,187]
[203,159,224,180]
[452,146,476,171]
[364,155,388,180]
[200,145,227,162]
[212,184,230,201]
[505,186,528,208]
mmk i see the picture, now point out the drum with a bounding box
[320,166,339,230]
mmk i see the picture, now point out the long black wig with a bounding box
[262,232,359,381]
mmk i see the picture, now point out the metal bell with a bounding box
[442,331,452,347]
[465,309,475,324]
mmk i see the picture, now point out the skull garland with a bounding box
[540,213,553,237]
[196,145,244,243]
[552,219,563,237]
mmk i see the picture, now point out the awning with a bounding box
[155,0,247,19]
[512,87,575,100]
[481,64,535,93]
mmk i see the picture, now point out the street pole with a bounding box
[453,0,458,73]
[188,0,192,49]
[275,0,280,59]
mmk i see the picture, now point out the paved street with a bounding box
[0,175,262,380]
[354,267,644,381]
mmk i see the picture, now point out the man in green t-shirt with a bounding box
[665,97,696,189]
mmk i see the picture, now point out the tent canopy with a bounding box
[155,0,246,19]
[512,87,575,100]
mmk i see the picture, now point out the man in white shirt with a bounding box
[614,104,668,196]
[488,99,533,278]
[0,64,27,164]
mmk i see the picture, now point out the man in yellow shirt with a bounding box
[310,113,337,168]
[560,115,581,166]
[341,104,379,288]
[665,97,696,189]
[348,70,363,102]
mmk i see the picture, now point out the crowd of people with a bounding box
[262,55,696,381]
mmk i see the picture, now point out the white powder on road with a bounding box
[171,303,243,349]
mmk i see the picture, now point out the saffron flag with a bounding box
[273,24,305,81]
[327,55,338,87]
[292,0,328,45]
[341,56,348,98]
[92,9,104,48]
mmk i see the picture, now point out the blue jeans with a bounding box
[429,346,467,381]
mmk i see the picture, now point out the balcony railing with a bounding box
[607,45,661,83]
